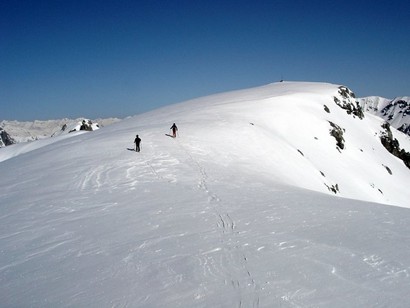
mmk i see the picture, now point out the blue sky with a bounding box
[1,0,409,121]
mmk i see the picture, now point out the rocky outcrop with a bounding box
[328,121,345,151]
[68,119,99,133]
[398,123,410,135]
[0,128,16,147]
[380,122,410,169]
[333,86,364,119]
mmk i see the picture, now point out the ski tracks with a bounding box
[75,140,260,306]
[177,140,260,308]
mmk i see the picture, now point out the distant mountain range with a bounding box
[358,96,410,135]
[0,117,121,147]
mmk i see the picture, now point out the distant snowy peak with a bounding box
[359,96,410,136]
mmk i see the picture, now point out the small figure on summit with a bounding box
[134,134,141,152]
[170,123,178,138]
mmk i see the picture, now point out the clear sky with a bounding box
[1,0,409,121]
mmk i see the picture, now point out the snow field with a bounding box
[1,82,410,307]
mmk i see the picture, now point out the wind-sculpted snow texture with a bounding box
[1,82,410,307]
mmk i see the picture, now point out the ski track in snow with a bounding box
[176,139,261,308]
[65,139,263,306]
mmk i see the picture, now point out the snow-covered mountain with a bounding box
[1,82,410,307]
[0,117,121,145]
[358,96,410,136]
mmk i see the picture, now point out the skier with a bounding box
[134,134,141,152]
[170,123,178,138]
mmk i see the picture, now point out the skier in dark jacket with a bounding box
[134,135,141,152]
[170,123,178,138]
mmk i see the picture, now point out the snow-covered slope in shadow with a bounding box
[1,82,410,307]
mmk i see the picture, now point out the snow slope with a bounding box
[1,82,410,307]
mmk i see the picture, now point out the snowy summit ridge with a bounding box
[129,81,408,206]
[1,81,410,307]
